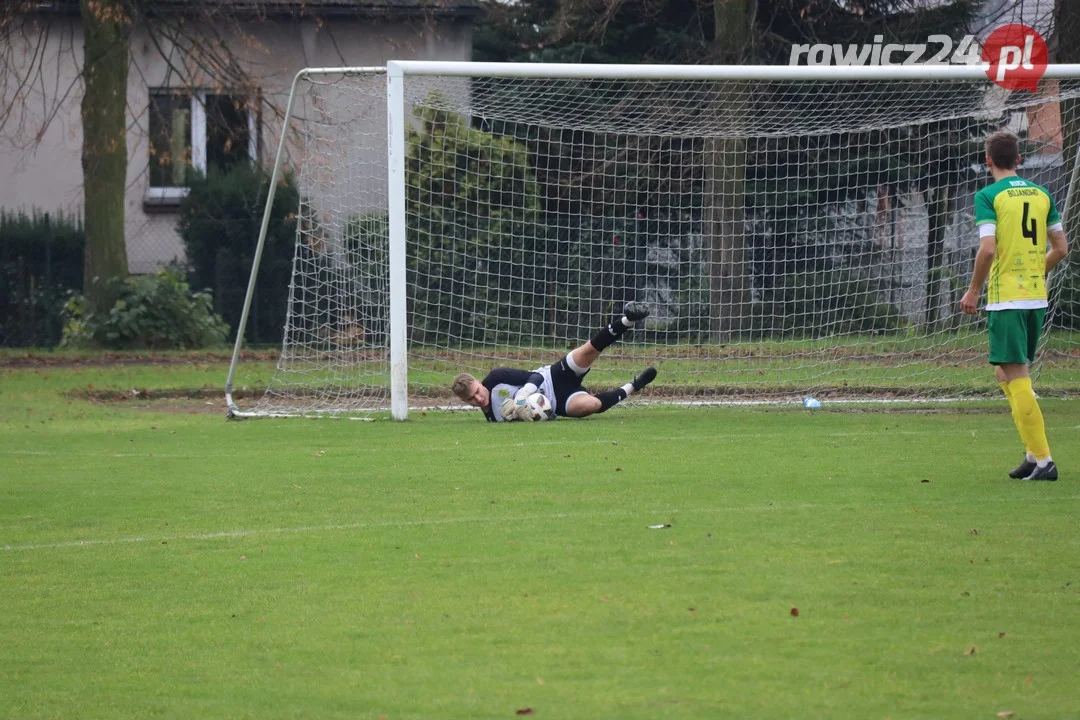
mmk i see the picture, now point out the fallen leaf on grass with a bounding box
[964,646,976,656]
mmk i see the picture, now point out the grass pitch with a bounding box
[2,356,1079,719]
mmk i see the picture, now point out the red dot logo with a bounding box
[982,24,1047,92]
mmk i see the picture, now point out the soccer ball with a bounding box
[525,392,555,421]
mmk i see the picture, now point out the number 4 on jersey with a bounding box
[1022,201,1038,245]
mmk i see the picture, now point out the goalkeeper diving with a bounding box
[451,302,658,422]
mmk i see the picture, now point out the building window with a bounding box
[147,89,258,204]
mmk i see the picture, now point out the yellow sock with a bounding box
[1000,381,1032,458]
[1007,377,1050,460]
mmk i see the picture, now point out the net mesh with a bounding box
[253,71,391,415]
[243,69,1080,416]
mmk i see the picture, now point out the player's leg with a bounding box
[550,303,652,417]
[564,391,601,417]
[568,301,651,372]
[564,367,658,417]
[990,309,1055,480]
[996,364,1035,479]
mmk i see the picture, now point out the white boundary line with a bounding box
[254,395,1078,416]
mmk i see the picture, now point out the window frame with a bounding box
[145,88,259,207]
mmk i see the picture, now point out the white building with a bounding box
[0,0,482,272]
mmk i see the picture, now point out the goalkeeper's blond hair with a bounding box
[451,373,477,400]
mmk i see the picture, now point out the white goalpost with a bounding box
[226,62,1080,420]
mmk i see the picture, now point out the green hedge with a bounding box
[178,163,299,345]
[0,210,85,347]
[60,268,228,350]
[406,103,544,346]
[748,270,904,338]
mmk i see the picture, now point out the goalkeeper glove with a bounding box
[515,382,539,402]
[502,382,541,421]
[499,396,531,422]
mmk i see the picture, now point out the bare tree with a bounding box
[0,0,365,314]
[80,0,132,311]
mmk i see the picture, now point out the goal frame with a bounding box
[225,61,1080,421]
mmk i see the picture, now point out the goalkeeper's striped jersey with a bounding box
[481,366,556,422]
[973,175,1061,310]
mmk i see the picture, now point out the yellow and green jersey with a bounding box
[973,175,1061,309]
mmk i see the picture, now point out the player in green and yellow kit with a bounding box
[961,130,1069,480]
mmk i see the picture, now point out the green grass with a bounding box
[2,358,1080,719]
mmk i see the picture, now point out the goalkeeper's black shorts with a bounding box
[548,354,590,416]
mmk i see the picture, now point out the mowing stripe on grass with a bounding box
[4,423,1079,460]
[5,494,1079,553]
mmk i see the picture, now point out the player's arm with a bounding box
[1046,227,1068,273]
[1044,195,1068,273]
[513,372,544,401]
[505,371,544,421]
[962,191,997,315]
[483,368,538,387]
[961,230,996,315]
[482,368,539,422]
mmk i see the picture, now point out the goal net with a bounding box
[227,64,1080,419]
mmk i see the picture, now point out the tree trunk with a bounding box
[712,0,753,56]
[80,0,131,313]
[925,185,954,328]
[704,136,748,339]
[705,0,754,340]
